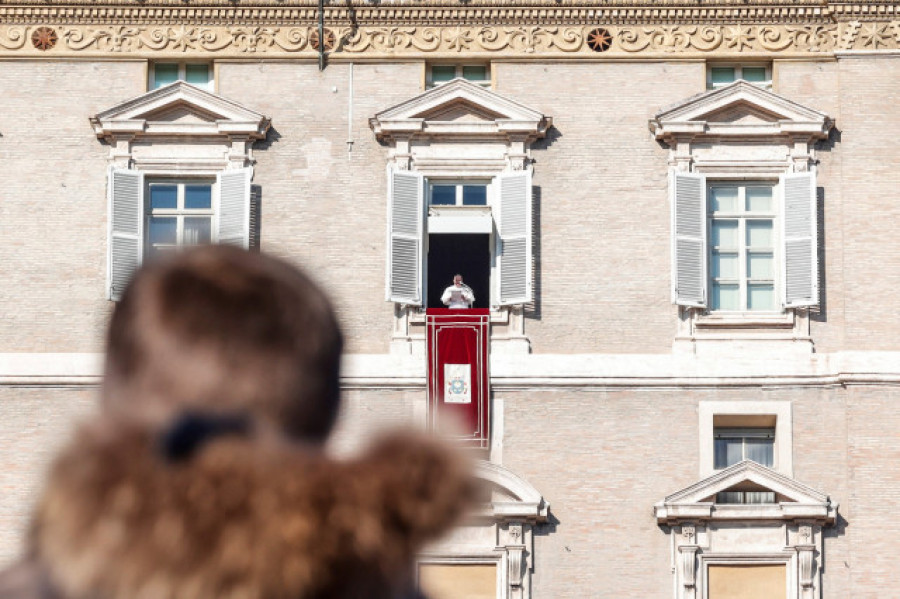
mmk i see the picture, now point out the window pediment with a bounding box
[370,78,550,143]
[655,460,836,525]
[91,81,270,142]
[650,80,832,143]
[474,460,549,523]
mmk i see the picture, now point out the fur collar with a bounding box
[29,417,471,599]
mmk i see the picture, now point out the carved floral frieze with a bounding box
[1,22,899,57]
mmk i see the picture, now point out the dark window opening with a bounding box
[427,233,490,309]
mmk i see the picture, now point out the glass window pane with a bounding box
[154,63,179,88]
[745,438,774,467]
[149,217,177,245]
[748,284,775,311]
[747,220,773,248]
[748,252,773,279]
[710,187,738,212]
[744,491,776,504]
[712,220,738,248]
[149,185,178,210]
[712,252,739,280]
[715,491,744,504]
[431,66,456,83]
[462,185,487,206]
[710,67,736,85]
[184,64,209,85]
[714,438,732,469]
[746,186,773,212]
[183,217,212,245]
[462,66,487,81]
[184,185,212,209]
[715,437,744,468]
[430,185,456,205]
[742,67,767,82]
[712,283,740,311]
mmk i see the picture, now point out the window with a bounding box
[430,182,488,206]
[427,64,490,88]
[698,402,791,477]
[418,564,497,599]
[146,181,214,259]
[714,427,774,469]
[387,170,532,308]
[150,62,212,90]
[707,63,771,89]
[108,168,252,300]
[708,183,777,312]
[672,172,817,312]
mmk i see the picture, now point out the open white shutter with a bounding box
[782,170,818,307]
[496,170,532,306]
[671,171,707,307]
[108,168,143,301]
[216,167,252,248]
[386,169,424,304]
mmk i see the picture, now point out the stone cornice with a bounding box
[1,21,899,58]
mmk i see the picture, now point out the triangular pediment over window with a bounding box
[370,78,550,143]
[655,460,836,525]
[649,80,832,142]
[91,81,270,141]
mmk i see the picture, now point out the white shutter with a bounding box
[496,170,532,306]
[782,170,818,307]
[386,169,424,304]
[216,167,252,248]
[107,168,143,301]
[671,171,707,307]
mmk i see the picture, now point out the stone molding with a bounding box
[656,461,835,599]
[6,351,900,387]
[1,20,900,58]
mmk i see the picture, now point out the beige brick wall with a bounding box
[494,60,704,354]
[0,386,97,565]
[0,60,145,353]
[2,57,900,354]
[219,61,424,355]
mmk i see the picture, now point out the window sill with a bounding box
[695,310,794,330]
[409,306,509,325]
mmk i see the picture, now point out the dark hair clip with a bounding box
[159,412,251,462]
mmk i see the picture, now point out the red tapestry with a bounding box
[426,308,490,449]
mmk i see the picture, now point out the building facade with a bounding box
[2,1,900,597]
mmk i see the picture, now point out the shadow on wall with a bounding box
[524,184,542,321]
[254,125,282,152]
[523,125,561,322]
[810,126,840,324]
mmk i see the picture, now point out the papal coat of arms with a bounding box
[444,363,471,404]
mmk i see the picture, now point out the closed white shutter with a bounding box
[782,170,818,307]
[386,169,424,304]
[108,168,143,301]
[671,171,707,307]
[496,170,532,306]
[216,167,252,248]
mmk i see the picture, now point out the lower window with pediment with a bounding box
[655,461,836,599]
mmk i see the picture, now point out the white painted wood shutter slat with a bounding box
[782,170,818,307]
[386,169,424,304]
[672,171,707,307]
[217,167,252,248]
[496,170,532,306]
[108,168,143,301]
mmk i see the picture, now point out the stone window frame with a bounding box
[699,400,792,478]
[650,80,833,351]
[371,78,551,355]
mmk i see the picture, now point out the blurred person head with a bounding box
[102,245,343,443]
[10,246,474,599]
